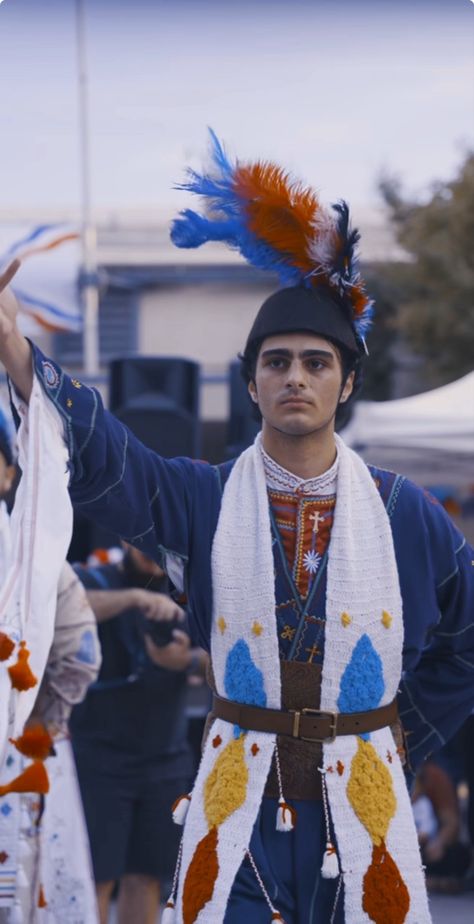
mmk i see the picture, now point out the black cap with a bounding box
[245,285,360,356]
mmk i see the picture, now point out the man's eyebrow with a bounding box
[260,348,335,360]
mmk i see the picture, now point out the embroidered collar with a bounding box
[260,443,338,496]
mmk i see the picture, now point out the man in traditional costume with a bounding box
[0,133,473,923]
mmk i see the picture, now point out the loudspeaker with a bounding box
[108,357,201,458]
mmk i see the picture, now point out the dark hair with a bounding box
[238,336,363,429]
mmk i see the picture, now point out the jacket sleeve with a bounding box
[30,562,102,732]
[395,482,474,770]
[20,345,200,587]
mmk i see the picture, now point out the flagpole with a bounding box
[75,0,99,376]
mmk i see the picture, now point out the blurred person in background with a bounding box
[0,407,101,922]
[71,543,206,924]
[412,759,471,894]
[1,133,474,923]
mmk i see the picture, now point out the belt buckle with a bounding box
[297,708,338,743]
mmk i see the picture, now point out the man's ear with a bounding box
[248,381,258,403]
[339,369,355,405]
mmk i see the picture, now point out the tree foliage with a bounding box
[379,153,474,385]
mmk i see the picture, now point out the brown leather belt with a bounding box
[212,694,398,743]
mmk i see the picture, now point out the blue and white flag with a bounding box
[0,224,82,335]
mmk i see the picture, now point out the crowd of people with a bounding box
[0,133,473,923]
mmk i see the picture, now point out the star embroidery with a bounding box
[217,616,227,634]
[303,549,321,574]
[251,620,263,637]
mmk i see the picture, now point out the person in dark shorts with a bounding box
[70,543,207,924]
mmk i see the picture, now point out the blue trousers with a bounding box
[224,798,344,923]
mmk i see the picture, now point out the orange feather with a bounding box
[234,162,323,274]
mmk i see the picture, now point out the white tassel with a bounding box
[161,899,176,922]
[276,800,296,832]
[172,793,191,826]
[274,744,296,832]
[321,841,340,879]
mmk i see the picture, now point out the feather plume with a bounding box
[170,129,374,343]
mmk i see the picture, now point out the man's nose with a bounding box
[285,361,306,388]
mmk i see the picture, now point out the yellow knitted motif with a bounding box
[346,738,396,845]
[341,612,351,627]
[381,610,393,629]
[204,735,248,829]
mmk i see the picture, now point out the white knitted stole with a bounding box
[0,378,73,769]
[175,434,430,923]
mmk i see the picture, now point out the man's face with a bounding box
[249,332,354,438]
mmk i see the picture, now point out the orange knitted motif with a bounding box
[0,633,15,661]
[10,724,53,760]
[362,841,410,924]
[38,885,48,908]
[182,826,219,924]
[0,761,49,796]
[8,641,37,691]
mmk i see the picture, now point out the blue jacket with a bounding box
[31,345,474,770]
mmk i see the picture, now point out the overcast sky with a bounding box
[0,0,472,218]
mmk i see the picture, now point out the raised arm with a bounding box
[0,265,196,575]
[0,261,34,400]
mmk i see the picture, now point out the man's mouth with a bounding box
[281,396,311,406]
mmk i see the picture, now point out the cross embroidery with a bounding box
[305,643,320,663]
[309,511,325,534]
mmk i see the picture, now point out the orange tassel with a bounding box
[10,724,53,761]
[8,641,37,691]
[0,760,49,796]
[38,884,47,908]
[0,632,15,661]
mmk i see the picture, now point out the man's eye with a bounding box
[269,358,285,368]
[309,360,324,370]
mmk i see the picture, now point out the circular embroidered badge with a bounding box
[42,361,59,389]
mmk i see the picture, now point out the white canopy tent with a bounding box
[342,372,474,488]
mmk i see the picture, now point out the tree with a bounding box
[379,153,474,386]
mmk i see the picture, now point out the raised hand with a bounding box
[0,260,21,338]
[0,260,34,400]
